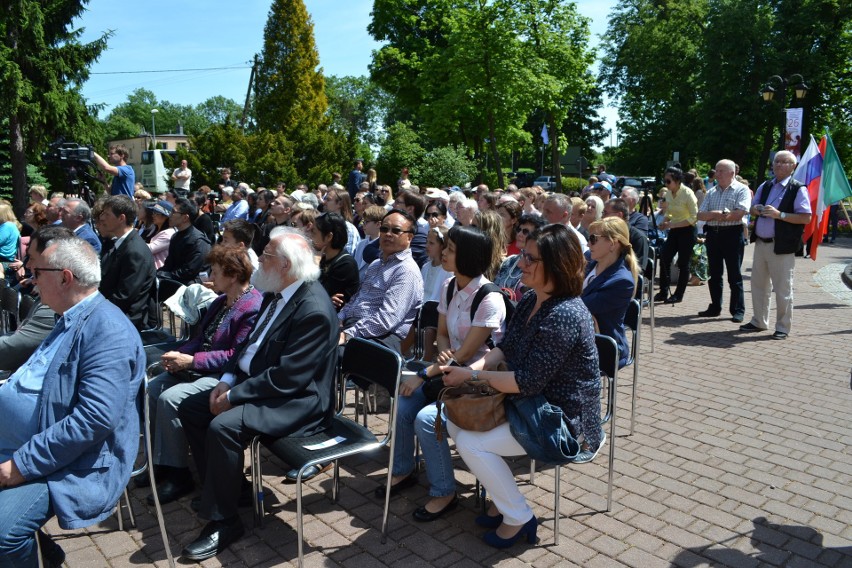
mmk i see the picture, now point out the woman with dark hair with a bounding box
[310,212,360,310]
[494,213,545,301]
[424,201,448,229]
[376,225,507,523]
[324,187,361,254]
[496,200,523,256]
[145,200,176,268]
[142,245,263,503]
[583,217,639,367]
[441,224,602,549]
[654,166,698,304]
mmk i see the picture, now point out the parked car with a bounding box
[531,176,558,191]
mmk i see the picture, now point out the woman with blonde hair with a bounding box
[581,194,604,234]
[582,217,638,368]
[473,209,506,280]
[0,202,23,284]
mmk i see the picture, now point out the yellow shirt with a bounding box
[665,184,698,226]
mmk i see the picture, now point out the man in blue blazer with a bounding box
[0,230,145,566]
[60,198,102,254]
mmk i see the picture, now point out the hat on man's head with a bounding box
[593,181,612,194]
[301,193,320,208]
[425,188,449,202]
[146,200,173,217]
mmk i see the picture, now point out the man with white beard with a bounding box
[176,228,339,561]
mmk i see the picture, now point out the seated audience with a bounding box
[145,200,176,268]
[323,187,360,255]
[176,230,338,561]
[603,198,650,272]
[221,219,258,270]
[157,198,212,285]
[141,246,262,505]
[0,233,144,566]
[472,210,505,280]
[582,217,639,367]
[309,212,360,310]
[353,205,385,279]
[338,209,423,354]
[541,194,588,251]
[378,226,507,522]
[494,213,545,301]
[60,199,101,254]
[440,224,602,550]
[497,200,522,256]
[98,195,157,330]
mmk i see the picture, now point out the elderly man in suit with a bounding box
[0,231,145,566]
[97,195,157,330]
[59,198,102,254]
[178,228,339,561]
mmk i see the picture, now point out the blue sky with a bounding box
[75,0,617,141]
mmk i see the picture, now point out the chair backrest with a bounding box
[644,247,655,280]
[342,338,404,397]
[0,288,21,334]
[634,274,644,300]
[18,294,35,322]
[624,299,640,332]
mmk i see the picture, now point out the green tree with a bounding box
[0,0,109,213]
[253,0,327,138]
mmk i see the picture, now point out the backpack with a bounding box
[445,278,515,348]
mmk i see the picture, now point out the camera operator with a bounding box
[93,144,135,198]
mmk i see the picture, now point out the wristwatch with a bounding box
[780,212,787,220]
[470,370,479,382]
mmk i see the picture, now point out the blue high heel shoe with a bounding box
[483,516,538,548]
[474,512,503,529]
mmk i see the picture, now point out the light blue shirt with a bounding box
[222,199,249,222]
[0,292,98,461]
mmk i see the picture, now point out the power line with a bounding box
[91,65,251,75]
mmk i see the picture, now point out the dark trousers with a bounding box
[705,226,745,316]
[179,390,260,521]
[659,226,695,299]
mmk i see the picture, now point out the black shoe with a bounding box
[731,314,744,323]
[653,292,668,302]
[698,306,721,317]
[284,462,332,483]
[147,478,194,506]
[374,473,418,498]
[181,518,245,561]
[739,322,764,332]
[37,530,65,568]
[772,331,788,340]
[664,295,682,304]
[412,494,459,522]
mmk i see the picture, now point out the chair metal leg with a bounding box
[250,437,264,528]
[35,531,44,568]
[530,458,536,484]
[332,461,341,503]
[144,386,176,567]
[123,488,136,529]
[115,501,124,531]
[606,376,617,512]
[296,471,305,568]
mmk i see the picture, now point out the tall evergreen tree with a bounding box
[253,0,328,137]
[0,0,108,213]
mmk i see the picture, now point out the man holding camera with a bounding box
[739,151,811,339]
[93,144,135,198]
[696,159,751,322]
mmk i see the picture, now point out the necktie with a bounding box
[248,293,281,344]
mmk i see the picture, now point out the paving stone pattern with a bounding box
[42,239,852,567]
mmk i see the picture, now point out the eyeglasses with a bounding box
[664,178,675,184]
[261,251,286,259]
[378,189,390,194]
[425,212,442,219]
[588,234,610,245]
[518,249,542,265]
[379,226,414,235]
[354,198,362,203]
[774,160,795,165]
[518,227,533,236]
[32,267,69,279]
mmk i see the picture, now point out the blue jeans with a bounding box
[0,478,53,568]
[393,386,456,497]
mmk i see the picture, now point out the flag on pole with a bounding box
[793,132,852,260]
[541,124,549,146]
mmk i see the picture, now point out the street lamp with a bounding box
[151,108,159,149]
[760,74,808,150]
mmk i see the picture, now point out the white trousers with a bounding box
[749,240,796,333]
[447,420,534,526]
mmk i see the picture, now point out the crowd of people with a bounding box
[0,152,814,564]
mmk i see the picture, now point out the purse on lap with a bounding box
[434,379,506,441]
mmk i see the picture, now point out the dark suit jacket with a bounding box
[226,281,339,438]
[0,299,55,370]
[582,257,634,368]
[629,225,650,273]
[99,229,156,330]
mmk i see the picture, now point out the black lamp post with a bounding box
[761,74,809,150]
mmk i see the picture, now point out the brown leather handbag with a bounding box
[435,380,506,441]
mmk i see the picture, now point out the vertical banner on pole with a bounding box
[785,108,803,158]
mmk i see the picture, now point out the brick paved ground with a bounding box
[43,238,852,567]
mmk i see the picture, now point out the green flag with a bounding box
[822,134,852,206]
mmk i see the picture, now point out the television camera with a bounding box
[41,139,99,205]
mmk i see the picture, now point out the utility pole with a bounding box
[240,55,258,132]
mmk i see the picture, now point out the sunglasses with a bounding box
[380,226,414,235]
[354,198,362,203]
[664,178,675,184]
[425,212,442,218]
[518,249,542,264]
[588,234,609,245]
[518,227,533,236]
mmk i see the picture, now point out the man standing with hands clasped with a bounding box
[740,150,811,339]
